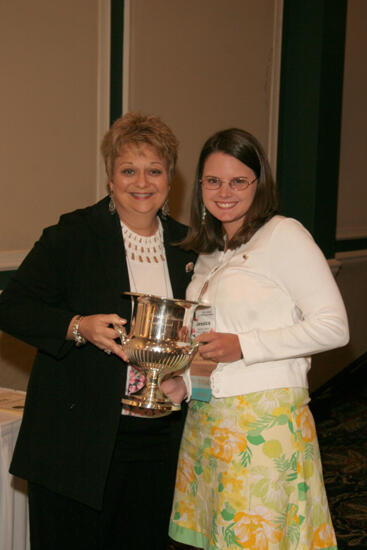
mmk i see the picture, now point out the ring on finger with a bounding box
[104,348,112,355]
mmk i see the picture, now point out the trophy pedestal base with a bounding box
[121,393,181,412]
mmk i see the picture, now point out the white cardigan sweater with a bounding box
[186,216,349,398]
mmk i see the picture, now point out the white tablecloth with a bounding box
[0,388,30,550]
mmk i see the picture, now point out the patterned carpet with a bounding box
[168,352,367,549]
[311,352,367,549]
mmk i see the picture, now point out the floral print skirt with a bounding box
[169,388,337,550]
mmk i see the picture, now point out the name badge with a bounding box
[191,306,216,341]
[190,306,215,402]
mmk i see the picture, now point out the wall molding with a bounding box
[328,258,342,277]
[0,250,28,272]
[336,249,367,261]
[336,227,367,240]
[267,0,283,175]
[122,0,130,114]
[96,0,111,200]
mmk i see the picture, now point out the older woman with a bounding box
[0,112,196,550]
[166,128,348,549]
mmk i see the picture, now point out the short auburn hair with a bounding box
[101,112,178,182]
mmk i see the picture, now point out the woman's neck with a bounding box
[119,215,159,237]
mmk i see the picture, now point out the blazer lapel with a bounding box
[87,198,132,317]
[162,219,194,300]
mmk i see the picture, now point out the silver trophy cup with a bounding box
[118,292,200,412]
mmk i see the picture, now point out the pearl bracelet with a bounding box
[71,315,87,346]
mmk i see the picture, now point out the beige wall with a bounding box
[0,0,103,255]
[0,0,108,389]
[125,0,282,223]
[0,334,36,391]
[336,0,367,239]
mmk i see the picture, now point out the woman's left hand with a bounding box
[197,331,243,363]
[160,376,187,405]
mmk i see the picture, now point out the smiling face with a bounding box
[109,144,169,235]
[201,152,258,240]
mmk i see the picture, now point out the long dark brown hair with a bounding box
[181,128,278,252]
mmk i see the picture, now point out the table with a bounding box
[0,388,30,550]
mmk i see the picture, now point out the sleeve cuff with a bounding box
[180,368,192,401]
[238,330,264,365]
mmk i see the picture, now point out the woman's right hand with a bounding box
[160,376,187,405]
[67,314,128,361]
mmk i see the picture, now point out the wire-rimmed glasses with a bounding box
[200,175,258,191]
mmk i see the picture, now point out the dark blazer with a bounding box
[0,197,196,509]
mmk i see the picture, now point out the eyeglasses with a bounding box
[200,175,258,191]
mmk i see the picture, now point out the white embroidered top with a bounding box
[121,218,173,299]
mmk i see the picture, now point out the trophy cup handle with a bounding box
[114,323,129,345]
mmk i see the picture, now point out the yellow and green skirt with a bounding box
[169,388,337,550]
